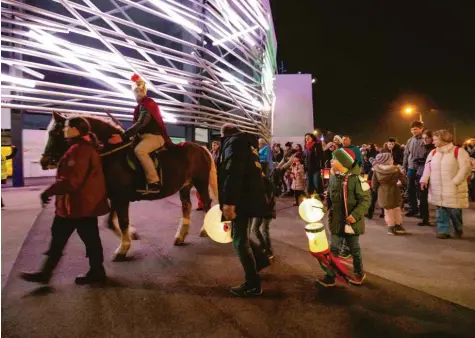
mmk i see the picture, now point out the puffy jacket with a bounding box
[304,142,324,173]
[381,144,404,165]
[372,164,408,209]
[327,165,370,235]
[44,138,110,218]
[420,143,471,209]
[218,132,268,218]
[403,134,425,169]
[1,146,17,180]
[291,162,306,191]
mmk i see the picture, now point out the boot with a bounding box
[20,256,60,284]
[75,265,106,285]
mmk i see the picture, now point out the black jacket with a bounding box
[304,142,324,173]
[381,144,404,166]
[218,132,268,218]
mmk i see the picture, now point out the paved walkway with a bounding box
[2,187,475,337]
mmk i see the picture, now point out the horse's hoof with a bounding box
[113,253,127,262]
[174,238,184,246]
[199,229,208,237]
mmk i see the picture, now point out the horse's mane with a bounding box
[57,113,124,133]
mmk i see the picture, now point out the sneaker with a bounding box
[394,224,406,234]
[230,282,262,296]
[20,271,51,284]
[436,233,451,239]
[316,275,336,287]
[454,230,463,239]
[349,272,366,285]
[405,211,418,217]
[387,226,398,235]
[75,268,106,285]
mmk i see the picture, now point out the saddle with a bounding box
[126,145,167,195]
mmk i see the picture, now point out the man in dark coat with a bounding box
[381,138,404,166]
[218,123,269,296]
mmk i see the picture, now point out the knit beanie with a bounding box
[372,152,392,166]
[333,135,343,144]
[332,148,356,169]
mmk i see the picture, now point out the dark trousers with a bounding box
[307,171,323,195]
[251,217,272,255]
[294,190,304,205]
[46,216,104,270]
[416,174,429,222]
[231,216,261,286]
[407,169,419,213]
[332,234,363,274]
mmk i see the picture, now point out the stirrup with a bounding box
[136,182,161,194]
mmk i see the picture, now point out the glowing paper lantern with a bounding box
[305,222,329,253]
[322,168,331,180]
[298,197,325,223]
[203,204,232,244]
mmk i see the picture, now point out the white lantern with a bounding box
[305,222,329,253]
[298,197,325,223]
[203,204,232,243]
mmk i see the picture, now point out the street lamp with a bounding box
[403,106,423,122]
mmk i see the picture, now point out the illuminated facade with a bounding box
[1,0,277,138]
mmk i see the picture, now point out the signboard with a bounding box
[194,127,209,143]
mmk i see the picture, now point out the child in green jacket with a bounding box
[318,148,371,287]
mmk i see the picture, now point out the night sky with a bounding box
[271,0,475,144]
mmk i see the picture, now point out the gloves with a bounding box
[40,191,51,207]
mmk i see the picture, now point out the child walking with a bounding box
[318,148,370,287]
[291,152,306,206]
[371,153,408,235]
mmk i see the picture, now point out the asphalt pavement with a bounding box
[1,189,475,338]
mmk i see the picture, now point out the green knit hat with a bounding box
[332,148,356,169]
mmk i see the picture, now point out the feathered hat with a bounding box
[131,73,147,93]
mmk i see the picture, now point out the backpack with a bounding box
[431,146,460,158]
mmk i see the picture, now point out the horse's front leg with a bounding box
[108,206,139,240]
[111,200,132,261]
[175,185,192,245]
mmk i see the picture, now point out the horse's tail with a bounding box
[203,146,219,202]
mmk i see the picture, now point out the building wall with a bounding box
[272,74,314,144]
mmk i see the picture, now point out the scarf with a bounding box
[306,141,315,151]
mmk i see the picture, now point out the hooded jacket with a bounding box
[372,164,408,209]
[420,143,471,209]
[327,165,370,235]
[218,132,269,218]
[403,134,425,169]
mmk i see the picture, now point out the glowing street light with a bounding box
[403,105,423,122]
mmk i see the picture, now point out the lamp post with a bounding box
[404,106,423,122]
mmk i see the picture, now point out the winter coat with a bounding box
[304,142,324,173]
[327,165,370,235]
[381,144,404,165]
[218,132,269,218]
[403,134,425,169]
[420,143,471,209]
[44,138,110,218]
[372,165,408,209]
[258,144,274,172]
[272,148,284,163]
[291,162,306,191]
[263,176,277,219]
[1,146,17,181]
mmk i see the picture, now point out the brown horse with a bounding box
[40,112,217,261]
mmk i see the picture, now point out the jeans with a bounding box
[307,171,323,195]
[320,234,363,277]
[436,207,463,234]
[251,217,273,255]
[231,216,260,286]
[45,216,104,270]
[407,169,419,213]
[416,174,429,222]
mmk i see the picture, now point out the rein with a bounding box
[100,142,133,157]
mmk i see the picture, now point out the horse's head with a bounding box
[40,112,124,169]
[40,112,70,169]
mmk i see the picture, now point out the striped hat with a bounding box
[372,152,393,166]
[332,148,356,169]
